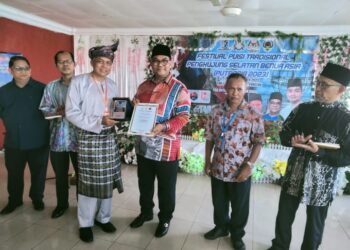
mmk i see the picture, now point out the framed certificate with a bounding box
[128,103,158,136]
[110,97,133,121]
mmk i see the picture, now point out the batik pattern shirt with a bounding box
[205,101,265,182]
[280,101,350,206]
[134,74,191,161]
[39,79,78,152]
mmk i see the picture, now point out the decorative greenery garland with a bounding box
[318,35,350,106]
[190,30,304,53]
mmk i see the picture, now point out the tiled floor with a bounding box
[0,154,349,250]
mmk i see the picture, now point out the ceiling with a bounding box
[1,0,350,34]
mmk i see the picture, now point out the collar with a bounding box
[59,77,71,86]
[223,100,246,112]
[316,100,341,108]
[12,77,33,88]
[151,73,172,85]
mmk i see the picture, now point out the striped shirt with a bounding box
[134,74,191,161]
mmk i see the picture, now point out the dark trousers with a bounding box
[50,151,78,208]
[4,146,49,205]
[136,154,178,223]
[271,191,329,250]
[211,176,251,241]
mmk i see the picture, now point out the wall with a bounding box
[0,17,73,149]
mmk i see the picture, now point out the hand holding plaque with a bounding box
[110,98,133,121]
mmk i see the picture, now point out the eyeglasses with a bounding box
[12,66,30,72]
[94,58,113,66]
[57,60,74,65]
[151,59,170,66]
[316,79,340,89]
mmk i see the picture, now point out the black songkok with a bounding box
[89,40,119,61]
[287,78,302,88]
[151,44,171,59]
[320,62,350,86]
[269,92,282,101]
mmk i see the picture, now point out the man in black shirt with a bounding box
[0,56,49,215]
[269,62,350,250]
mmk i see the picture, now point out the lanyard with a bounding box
[92,76,109,115]
[220,111,238,152]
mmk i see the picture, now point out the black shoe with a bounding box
[204,227,229,240]
[155,221,170,238]
[79,227,93,242]
[33,201,45,211]
[0,202,23,215]
[51,206,68,219]
[130,214,153,228]
[232,239,246,250]
[95,220,117,233]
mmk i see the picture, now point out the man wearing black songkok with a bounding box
[269,62,350,250]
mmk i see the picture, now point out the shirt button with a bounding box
[317,116,320,119]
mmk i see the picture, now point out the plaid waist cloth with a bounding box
[77,126,123,199]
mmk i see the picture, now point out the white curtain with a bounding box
[74,34,149,99]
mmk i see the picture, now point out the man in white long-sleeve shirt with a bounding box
[65,41,123,243]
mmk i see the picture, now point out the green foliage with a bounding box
[344,171,350,195]
[182,113,208,136]
[116,121,136,163]
[264,120,283,145]
[318,35,350,108]
[180,151,205,175]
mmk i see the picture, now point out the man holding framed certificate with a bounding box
[129,44,191,237]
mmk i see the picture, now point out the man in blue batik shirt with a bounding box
[39,51,78,219]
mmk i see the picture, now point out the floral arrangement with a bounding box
[116,121,137,164]
[182,113,208,137]
[251,162,265,181]
[179,149,205,175]
[273,160,287,176]
[264,120,284,145]
[318,35,350,107]
[343,171,350,195]
[191,128,205,142]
